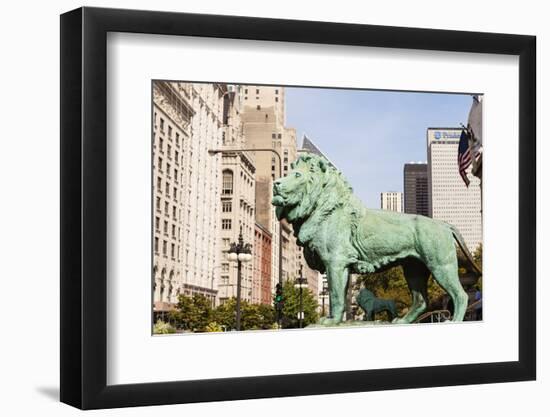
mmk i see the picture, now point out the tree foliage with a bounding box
[212,298,276,331]
[168,294,212,332]
[280,280,319,328]
[354,264,447,318]
[153,320,176,334]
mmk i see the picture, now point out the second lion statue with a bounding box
[272,153,481,325]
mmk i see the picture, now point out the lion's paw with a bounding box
[392,317,409,325]
[318,317,341,326]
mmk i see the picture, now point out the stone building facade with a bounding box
[152,81,224,316]
[253,222,273,305]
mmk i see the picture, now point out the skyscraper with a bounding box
[380,191,403,212]
[403,163,429,217]
[427,127,482,252]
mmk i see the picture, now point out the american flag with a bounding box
[458,129,472,186]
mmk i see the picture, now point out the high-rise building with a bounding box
[217,87,257,305]
[403,163,429,217]
[152,82,223,317]
[380,191,403,212]
[241,86,283,293]
[427,127,482,252]
[241,86,319,291]
[299,134,337,168]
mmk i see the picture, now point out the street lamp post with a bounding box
[294,265,308,328]
[227,226,252,331]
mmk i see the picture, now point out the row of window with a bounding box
[155,216,180,239]
[155,197,179,220]
[155,113,183,148]
[243,88,279,95]
[244,96,279,102]
[157,138,183,165]
[154,237,178,260]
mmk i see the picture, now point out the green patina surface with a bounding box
[272,153,480,325]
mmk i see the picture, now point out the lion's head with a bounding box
[272,153,353,224]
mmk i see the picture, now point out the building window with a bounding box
[172,206,177,219]
[173,187,177,201]
[175,151,179,163]
[162,240,167,256]
[222,201,232,212]
[278,133,282,139]
[164,201,169,215]
[222,219,232,230]
[156,197,161,211]
[222,263,229,272]
[275,97,279,102]
[166,163,171,177]
[256,89,260,94]
[222,170,233,195]
[168,126,172,137]
[160,118,164,131]
[163,221,168,234]
[244,88,248,94]
[155,217,160,231]
[222,238,230,247]
[256,105,261,110]
[156,177,161,190]
[167,144,171,158]
[158,157,163,171]
[165,182,170,196]
[175,132,179,146]
[171,243,175,259]
[172,224,176,237]
[154,237,159,253]
[272,133,276,139]
[174,169,178,182]
[275,89,279,94]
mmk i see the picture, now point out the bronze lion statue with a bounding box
[356,288,397,322]
[272,153,481,325]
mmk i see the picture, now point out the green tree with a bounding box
[212,298,276,331]
[473,243,483,290]
[280,280,319,328]
[355,265,446,318]
[169,294,212,332]
[153,319,176,334]
[355,267,411,317]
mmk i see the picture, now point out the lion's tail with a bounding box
[446,223,482,276]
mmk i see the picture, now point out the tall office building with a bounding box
[152,82,224,316]
[427,127,482,252]
[380,192,403,212]
[403,162,429,217]
[241,85,283,291]
[241,86,317,292]
[299,134,337,168]
[217,86,257,304]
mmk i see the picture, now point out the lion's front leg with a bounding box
[319,264,349,326]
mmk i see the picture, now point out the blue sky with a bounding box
[286,88,473,208]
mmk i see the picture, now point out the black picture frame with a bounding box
[60,6,536,410]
